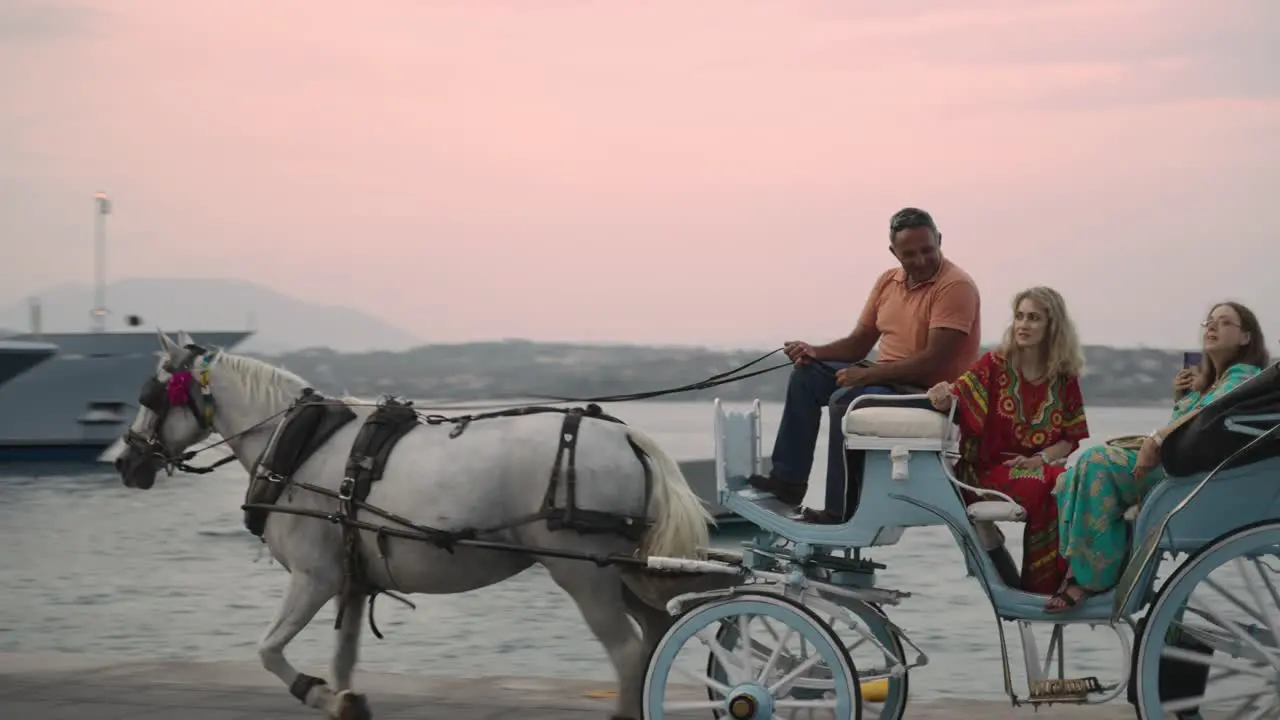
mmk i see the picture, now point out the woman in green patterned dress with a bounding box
[1046,301,1270,612]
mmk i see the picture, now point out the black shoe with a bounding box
[799,507,843,525]
[744,474,807,506]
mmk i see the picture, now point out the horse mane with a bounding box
[216,352,312,409]
[215,351,380,410]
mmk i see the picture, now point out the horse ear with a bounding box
[156,328,181,360]
[176,330,195,348]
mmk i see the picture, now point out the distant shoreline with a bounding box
[251,340,1199,408]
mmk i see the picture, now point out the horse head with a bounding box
[114,329,218,489]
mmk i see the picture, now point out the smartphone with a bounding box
[1182,351,1203,369]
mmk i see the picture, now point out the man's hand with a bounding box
[783,340,817,364]
[835,365,873,388]
[926,382,954,411]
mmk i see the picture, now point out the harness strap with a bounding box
[542,408,585,530]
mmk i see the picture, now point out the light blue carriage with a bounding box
[641,362,1280,720]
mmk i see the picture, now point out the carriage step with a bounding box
[1027,676,1106,703]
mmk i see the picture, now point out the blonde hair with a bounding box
[998,286,1085,379]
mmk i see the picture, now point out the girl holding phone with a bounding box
[1049,301,1270,611]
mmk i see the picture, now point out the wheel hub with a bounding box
[725,683,773,719]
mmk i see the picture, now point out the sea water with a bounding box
[0,401,1174,699]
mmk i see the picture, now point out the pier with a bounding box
[0,651,1139,719]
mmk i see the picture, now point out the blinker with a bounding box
[139,377,168,411]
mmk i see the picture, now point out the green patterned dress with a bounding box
[1053,362,1262,591]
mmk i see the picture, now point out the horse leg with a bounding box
[328,592,373,720]
[257,571,346,716]
[623,581,675,658]
[543,559,647,720]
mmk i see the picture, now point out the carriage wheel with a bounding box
[1135,520,1280,719]
[706,596,908,720]
[642,590,861,720]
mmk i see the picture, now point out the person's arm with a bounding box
[856,279,979,387]
[812,276,885,363]
[1152,363,1261,443]
[1038,440,1075,465]
[947,351,995,437]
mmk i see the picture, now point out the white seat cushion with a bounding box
[843,406,952,440]
[967,500,1027,523]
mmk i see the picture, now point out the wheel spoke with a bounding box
[1161,644,1277,680]
[739,613,756,681]
[678,666,732,695]
[697,625,745,684]
[1205,576,1269,627]
[1241,558,1280,650]
[663,698,726,711]
[1241,695,1280,720]
[1221,694,1263,720]
[758,624,797,684]
[1254,559,1280,613]
[1165,687,1268,715]
[775,698,840,709]
[1187,600,1280,673]
[768,653,823,695]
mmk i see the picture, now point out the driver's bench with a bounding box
[841,394,1029,586]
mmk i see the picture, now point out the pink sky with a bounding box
[3,0,1278,348]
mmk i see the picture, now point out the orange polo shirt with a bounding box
[856,258,982,386]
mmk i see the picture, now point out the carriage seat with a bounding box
[843,405,953,440]
[843,400,1028,525]
[1161,360,1280,476]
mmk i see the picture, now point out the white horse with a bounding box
[112,330,714,720]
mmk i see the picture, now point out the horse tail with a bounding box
[623,426,714,560]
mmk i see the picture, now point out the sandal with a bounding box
[1045,583,1090,613]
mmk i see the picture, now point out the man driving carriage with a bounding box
[746,207,983,524]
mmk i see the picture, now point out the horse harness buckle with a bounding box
[338,477,357,502]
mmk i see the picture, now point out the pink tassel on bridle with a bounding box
[166,370,195,406]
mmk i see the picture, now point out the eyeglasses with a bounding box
[1201,318,1241,330]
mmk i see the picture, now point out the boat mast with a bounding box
[91,191,111,332]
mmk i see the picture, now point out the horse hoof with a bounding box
[331,690,373,720]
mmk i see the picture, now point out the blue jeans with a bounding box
[769,362,928,516]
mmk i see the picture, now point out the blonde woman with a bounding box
[927,287,1089,594]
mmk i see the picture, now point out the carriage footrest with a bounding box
[1028,676,1105,703]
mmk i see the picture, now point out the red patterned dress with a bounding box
[950,350,1089,594]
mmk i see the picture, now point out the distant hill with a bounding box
[0,278,423,354]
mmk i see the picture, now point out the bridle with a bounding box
[124,343,221,474]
